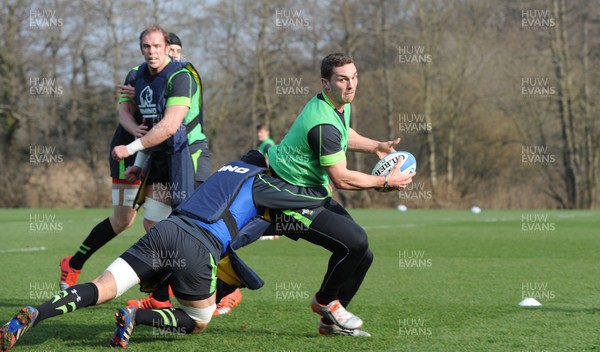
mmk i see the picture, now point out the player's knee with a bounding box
[192,320,210,334]
[104,258,140,300]
[347,227,369,256]
[111,220,132,234]
[109,213,135,233]
[180,304,216,334]
[361,248,374,268]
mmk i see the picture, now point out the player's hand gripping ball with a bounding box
[371,151,416,192]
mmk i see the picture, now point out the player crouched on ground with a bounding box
[0,151,327,351]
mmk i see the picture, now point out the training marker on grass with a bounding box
[518,297,542,307]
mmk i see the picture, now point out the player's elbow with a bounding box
[164,123,179,136]
[330,177,351,190]
[158,116,183,137]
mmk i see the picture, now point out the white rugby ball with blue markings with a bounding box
[371,151,416,192]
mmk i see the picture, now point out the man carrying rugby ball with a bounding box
[265,53,415,336]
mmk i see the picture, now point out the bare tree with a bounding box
[549,0,598,208]
[416,0,442,192]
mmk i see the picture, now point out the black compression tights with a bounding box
[303,200,374,308]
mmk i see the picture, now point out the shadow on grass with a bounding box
[2,313,319,351]
[5,321,115,350]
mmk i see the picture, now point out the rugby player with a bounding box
[0,152,329,351]
[59,28,208,309]
[167,32,183,61]
[256,123,275,158]
[266,53,415,335]
[112,29,238,315]
[114,28,210,310]
[165,32,212,188]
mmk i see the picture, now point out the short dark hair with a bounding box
[256,124,269,131]
[139,25,169,51]
[241,150,267,168]
[168,33,182,47]
[321,53,354,80]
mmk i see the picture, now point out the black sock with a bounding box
[216,279,237,302]
[135,308,196,334]
[70,218,118,270]
[35,283,99,325]
[152,285,170,302]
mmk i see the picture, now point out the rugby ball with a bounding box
[371,151,416,192]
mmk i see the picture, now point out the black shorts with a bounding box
[109,126,137,180]
[189,139,211,185]
[253,173,331,239]
[145,151,170,184]
[121,219,218,300]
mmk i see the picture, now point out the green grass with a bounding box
[1,208,599,351]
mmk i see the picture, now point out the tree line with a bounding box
[0,0,597,209]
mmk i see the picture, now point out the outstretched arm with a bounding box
[324,159,414,191]
[348,128,400,158]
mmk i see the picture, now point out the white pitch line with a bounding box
[364,224,416,230]
[557,213,596,219]
[0,246,48,253]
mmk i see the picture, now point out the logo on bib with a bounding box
[139,86,158,118]
[218,165,250,174]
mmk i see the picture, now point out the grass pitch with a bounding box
[0,208,599,351]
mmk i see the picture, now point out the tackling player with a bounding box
[0,152,328,351]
